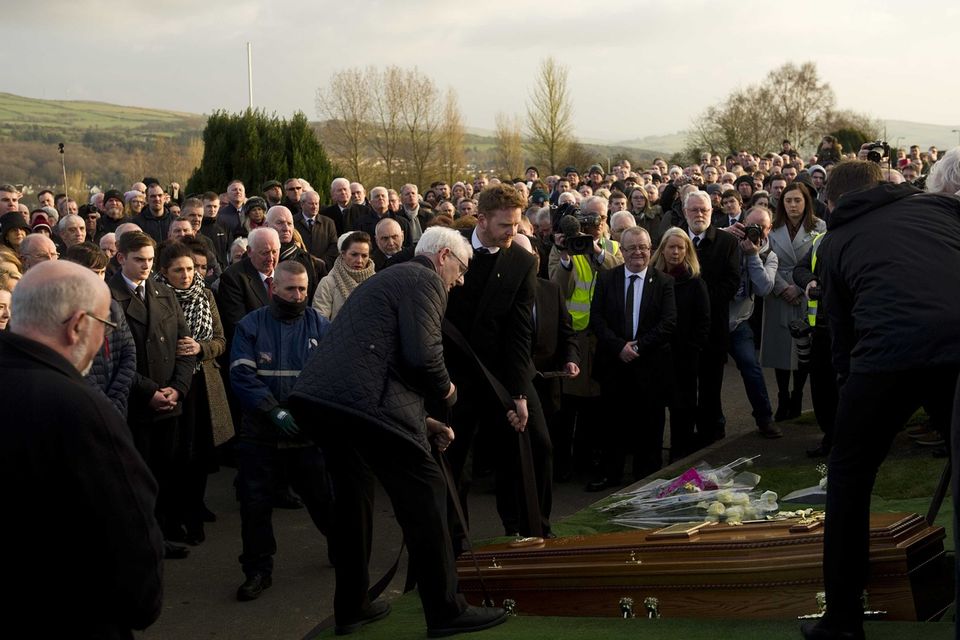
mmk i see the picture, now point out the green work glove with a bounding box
[269,407,300,437]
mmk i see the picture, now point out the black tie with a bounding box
[475,246,490,255]
[135,284,144,301]
[307,218,314,228]
[624,274,638,339]
[693,236,701,248]
[730,217,738,227]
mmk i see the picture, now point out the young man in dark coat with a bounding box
[289,226,509,637]
[444,183,553,539]
[109,231,195,557]
[801,160,960,640]
[1,261,164,640]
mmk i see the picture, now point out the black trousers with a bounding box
[598,379,664,482]
[305,407,466,627]
[235,441,333,577]
[695,346,727,442]
[808,327,839,447]
[823,366,957,628]
[447,379,553,537]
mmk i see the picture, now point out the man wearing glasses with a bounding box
[587,227,676,490]
[0,260,164,638]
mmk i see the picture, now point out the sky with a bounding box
[4,0,959,143]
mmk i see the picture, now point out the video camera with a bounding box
[551,202,600,255]
[865,140,890,164]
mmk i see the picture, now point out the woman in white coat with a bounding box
[760,181,825,420]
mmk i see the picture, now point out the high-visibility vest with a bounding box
[567,238,619,331]
[807,232,825,327]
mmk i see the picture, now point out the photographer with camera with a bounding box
[723,206,779,438]
[549,196,623,480]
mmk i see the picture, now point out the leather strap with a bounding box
[442,319,543,537]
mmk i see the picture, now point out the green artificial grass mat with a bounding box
[309,592,953,639]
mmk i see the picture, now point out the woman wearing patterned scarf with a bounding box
[156,240,233,545]
[311,231,375,320]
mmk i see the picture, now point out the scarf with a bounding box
[155,272,214,345]
[330,255,375,301]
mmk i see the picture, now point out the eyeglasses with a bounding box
[63,310,118,336]
[449,251,469,277]
[622,244,651,254]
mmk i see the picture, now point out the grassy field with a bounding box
[0,92,204,131]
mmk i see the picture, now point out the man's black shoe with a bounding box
[806,442,831,458]
[800,620,865,640]
[335,599,391,635]
[584,478,619,493]
[163,541,190,560]
[236,573,272,601]
[428,605,508,638]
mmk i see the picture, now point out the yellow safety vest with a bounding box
[566,239,618,331]
[807,233,825,327]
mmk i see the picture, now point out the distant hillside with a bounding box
[878,120,960,151]
[0,92,205,139]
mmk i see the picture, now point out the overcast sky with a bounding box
[4,0,958,142]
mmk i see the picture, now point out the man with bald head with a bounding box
[266,206,318,300]
[371,217,413,271]
[19,233,59,271]
[295,190,338,271]
[1,260,164,637]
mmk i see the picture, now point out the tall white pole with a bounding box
[247,42,254,109]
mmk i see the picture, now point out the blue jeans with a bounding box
[728,322,773,426]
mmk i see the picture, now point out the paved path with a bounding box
[140,364,818,639]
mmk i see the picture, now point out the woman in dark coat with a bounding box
[156,240,233,544]
[652,226,711,461]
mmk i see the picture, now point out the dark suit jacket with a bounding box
[371,245,414,272]
[694,225,740,349]
[347,207,412,247]
[533,278,579,373]
[215,256,270,345]
[589,266,676,388]
[0,332,164,638]
[711,211,742,229]
[319,203,359,236]
[295,213,338,270]
[446,231,538,396]
[109,271,194,424]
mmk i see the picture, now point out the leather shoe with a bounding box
[335,599,391,635]
[758,423,783,439]
[428,605,508,638]
[584,478,619,493]
[800,620,865,640]
[236,573,272,601]
[163,541,190,560]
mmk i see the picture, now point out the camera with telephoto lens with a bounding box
[743,223,763,245]
[551,202,599,255]
[789,319,814,365]
[865,140,890,164]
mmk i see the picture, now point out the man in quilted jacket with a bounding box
[290,226,511,638]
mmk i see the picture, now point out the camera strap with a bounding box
[442,319,544,538]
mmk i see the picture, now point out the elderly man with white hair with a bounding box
[19,233,59,271]
[926,145,960,195]
[682,190,740,445]
[266,205,319,300]
[347,186,411,245]
[1,260,165,638]
[319,177,355,235]
[216,227,280,346]
[56,213,86,251]
[371,217,413,271]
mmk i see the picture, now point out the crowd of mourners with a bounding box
[0,135,955,617]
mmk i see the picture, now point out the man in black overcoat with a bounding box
[444,183,553,538]
[2,260,164,639]
[109,231,194,556]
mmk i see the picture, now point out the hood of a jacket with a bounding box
[827,182,922,231]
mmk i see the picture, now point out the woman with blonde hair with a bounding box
[651,226,710,460]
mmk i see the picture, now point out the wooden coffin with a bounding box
[456,512,951,621]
